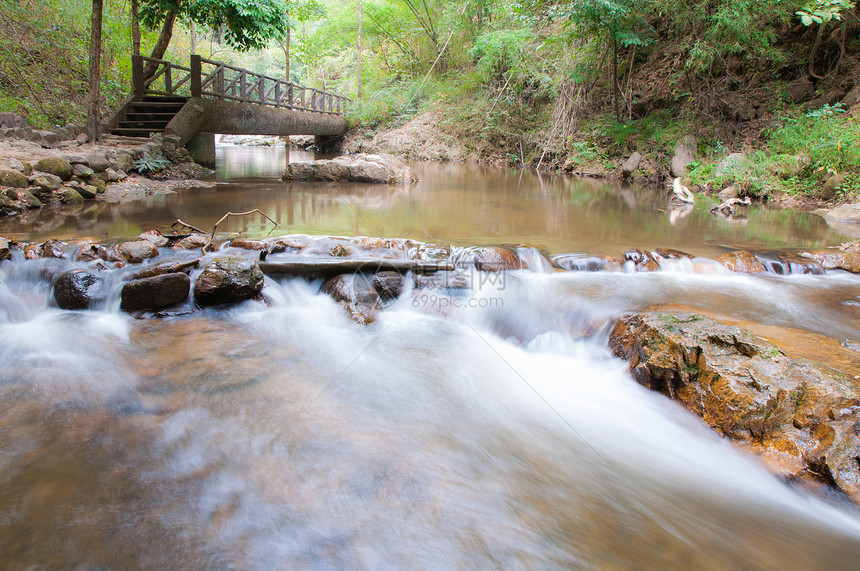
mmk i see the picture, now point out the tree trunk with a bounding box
[87,0,104,143]
[143,9,178,80]
[613,32,619,121]
[357,0,363,100]
[131,0,140,56]
[284,25,291,81]
[190,20,197,54]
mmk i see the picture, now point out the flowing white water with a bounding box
[1,256,860,568]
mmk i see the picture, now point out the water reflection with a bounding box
[0,147,851,258]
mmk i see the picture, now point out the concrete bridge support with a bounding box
[186,132,216,168]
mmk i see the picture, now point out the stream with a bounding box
[1,144,859,569]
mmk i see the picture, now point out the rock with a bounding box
[73,163,95,178]
[138,230,169,247]
[609,311,860,504]
[116,240,160,263]
[11,189,42,209]
[76,185,98,199]
[824,203,860,224]
[821,174,846,201]
[0,193,22,215]
[654,248,694,261]
[623,249,660,272]
[60,153,89,166]
[715,153,747,179]
[194,256,264,306]
[130,259,199,280]
[56,187,84,204]
[842,86,860,109]
[76,243,112,262]
[0,112,26,128]
[105,168,123,182]
[716,250,766,273]
[174,234,208,250]
[230,239,269,251]
[53,270,105,310]
[25,239,65,259]
[622,153,642,177]
[31,173,62,191]
[474,246,520,271]
[329,243,353,257]
[85,152,110,172]
[0,237,11,261]
[553,254,623,272]
[717,186,739,200]
[121,273,191,311]
[89,177,106,194]
[283,153,418,184]
[33,157,73,180]
[372,271,405,301]
[801,249,860,273]
[578,163,607,178]
[0,168,29,188]
[670,137,697,178]
[320,273,380,324]
[1,158,27,173]
[113,153,134,173]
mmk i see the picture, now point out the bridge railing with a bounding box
[131,55,349,115]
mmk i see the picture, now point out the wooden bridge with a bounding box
[106,55,351,164]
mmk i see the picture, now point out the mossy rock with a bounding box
[56,187,84,204]
[34,157,73,180]
[0,168,29,188]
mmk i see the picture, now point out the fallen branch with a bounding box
[258,259,454,280]
[171,218,205,234]
[205,209,279,252]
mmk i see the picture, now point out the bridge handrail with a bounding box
[131,55,350,115]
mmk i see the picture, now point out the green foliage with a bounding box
[469,29,531,83]
[133,153,171,173]
[796,0,856,26]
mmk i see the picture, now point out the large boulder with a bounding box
[622,153,642,178]
[194,256,264,305]
[53,269,105,309]
[609,311,860,503]
[34,157,73,180]
[121,273,191,311]
[801,247,860,273]
[116,240,160,263]
[283,153,418,184]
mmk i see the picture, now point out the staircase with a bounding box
[108,96,188,138]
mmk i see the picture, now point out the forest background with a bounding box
[1,0,858,202]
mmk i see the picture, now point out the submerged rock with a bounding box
[54,269,104,309]
[194,256,264,306]
[372,271,405,301]
[609,311,860,504]
[283,153,418,184]
[0,237,11,261]
[320,273,380,324]
[130,259,200,280]
[623,249,660,272]
[553,254,623,272]
[121,273,191,312]
[474,247,519,272]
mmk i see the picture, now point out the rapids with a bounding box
[1,144,859,568]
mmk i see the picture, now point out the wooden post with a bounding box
[132,54,144,96]
[274,82,281,107]
[240,71,247,102]
[259,77,265,105]
[87,0,104,143]
[164,63,172,94]
[288,84,294,108]
[190,54,201,97]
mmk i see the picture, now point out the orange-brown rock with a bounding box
[623,249,660,272]
[801,249,860,274]
[174,234,208,250]
[609,311,860,504]
[474,246,520,271]
[715,250,766,273]
[230,239,269,251]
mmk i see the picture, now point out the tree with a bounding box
[278,0,326,82]
[87,0,104,142]
[138,0,287,78]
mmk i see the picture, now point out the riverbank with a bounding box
[0,134,213,216]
